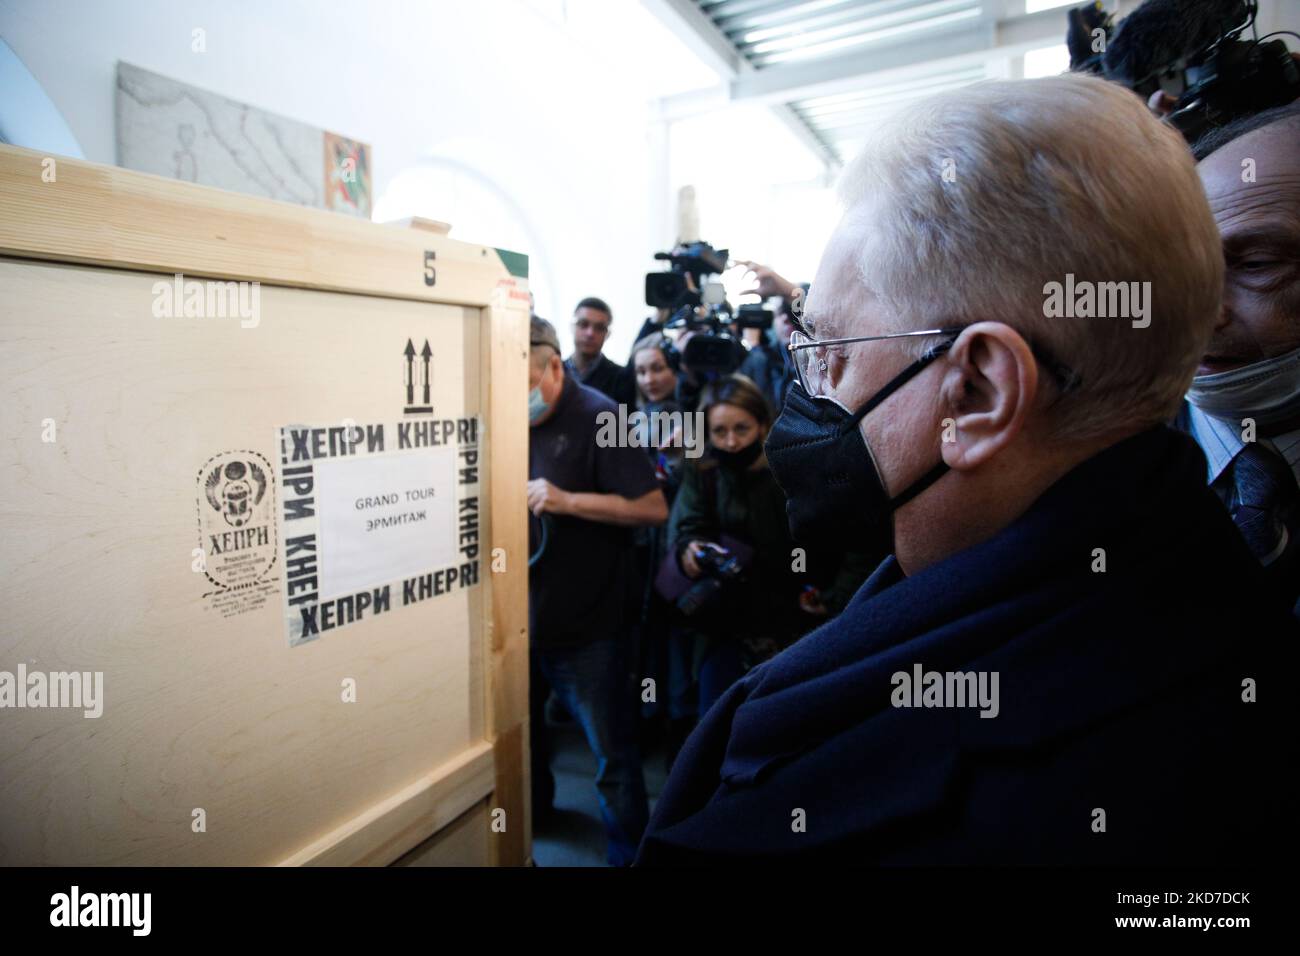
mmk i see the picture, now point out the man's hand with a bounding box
[737,260,796,301]
[527,478,571,517]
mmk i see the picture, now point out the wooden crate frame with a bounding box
[0,144,531,866]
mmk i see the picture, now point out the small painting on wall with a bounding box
[323,131,372,218]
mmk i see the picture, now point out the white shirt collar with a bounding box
[1185,404,1242,483]
[1185,403,1300,484]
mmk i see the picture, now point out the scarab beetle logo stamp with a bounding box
[196,450,278,596]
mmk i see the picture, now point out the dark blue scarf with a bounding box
[637,426,1296,864]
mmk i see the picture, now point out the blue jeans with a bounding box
[531,637,649,866]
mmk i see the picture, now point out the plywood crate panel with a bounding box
[0,145,530,865]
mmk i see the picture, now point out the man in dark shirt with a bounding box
[528,316,667,865]
[565,297,635,406]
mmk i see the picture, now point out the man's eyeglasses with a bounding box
[787,326,1080,399]
[788,327,958,397]
[575,319,609,334]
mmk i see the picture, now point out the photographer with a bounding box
[666,374,807,714]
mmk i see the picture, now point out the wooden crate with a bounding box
[0,144,531,866]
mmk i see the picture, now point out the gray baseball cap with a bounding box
[530,315,561,354]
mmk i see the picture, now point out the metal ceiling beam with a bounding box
[768,102,842,177]
[728,21,994,105]
[640,0,842,173]
[727,5,1070,105]
[655,0,1133,123]
[642,0,1142,169]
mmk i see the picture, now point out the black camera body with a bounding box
[1167,35,1300,142]
[645,239,773,377]
[692,544,744,580]
[735,303,775,331]
[644,241,729,310]
[676,544,745,618]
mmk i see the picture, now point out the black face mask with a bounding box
[711,438,765,471]
[764,343,952,548]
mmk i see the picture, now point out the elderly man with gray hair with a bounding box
[637,74,1294,865]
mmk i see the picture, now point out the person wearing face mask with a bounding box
[526,316,667,866]
[637,74,1295,866]
[666,374,809,717]
[1177,101,1300,616]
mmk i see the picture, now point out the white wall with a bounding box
[11,0,1294,356]
[0,0,720,360]
[667,102,837,296]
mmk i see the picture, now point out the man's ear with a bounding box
[937,322,1038,471]
[544,352,564,397]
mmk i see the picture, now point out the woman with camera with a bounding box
[665,373,808,716]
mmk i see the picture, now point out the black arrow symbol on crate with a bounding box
[404,338,416,405]
[421,340,433,405]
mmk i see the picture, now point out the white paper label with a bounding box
[313,447,457,602]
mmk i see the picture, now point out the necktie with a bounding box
[1227,442,1299,566]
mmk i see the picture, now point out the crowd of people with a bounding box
[526,72,1299,866]
[527,288,866,864]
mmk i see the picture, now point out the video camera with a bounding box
[645,239,773,376]
[1070,0,1300,144]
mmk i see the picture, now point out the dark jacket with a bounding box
[668,457,805,646]
[637,427,1296,865]
[528,375,659,647]
[1172,401,1300,617]
[565,352,635,406]
[633,398,686,621]
[738,333,794,414]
